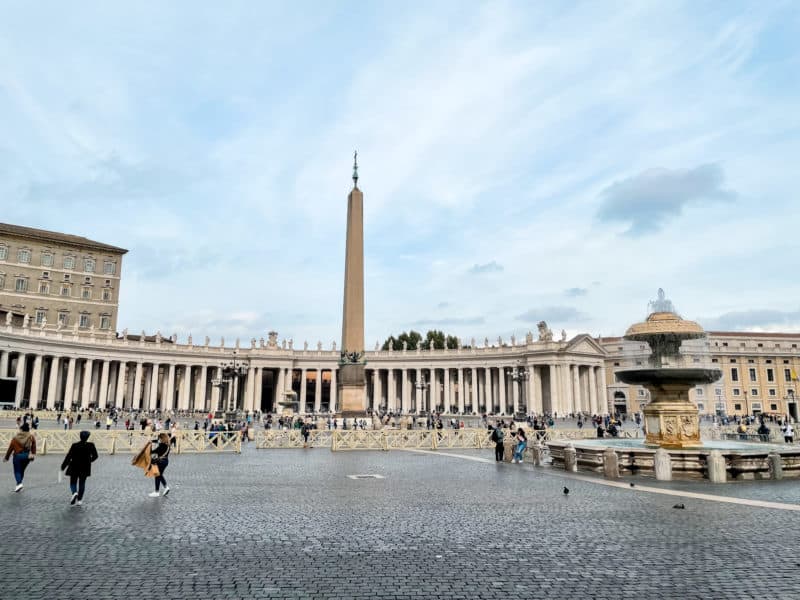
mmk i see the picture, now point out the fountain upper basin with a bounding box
[616,368,722,386]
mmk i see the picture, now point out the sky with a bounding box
[1,1,799,347]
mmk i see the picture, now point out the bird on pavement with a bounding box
[629,482,635,487]
[563,486,569,495]
[672,503,685,509]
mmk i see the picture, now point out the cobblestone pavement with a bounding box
[2,446,799,600]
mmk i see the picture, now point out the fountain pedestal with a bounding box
[642,382,701,449]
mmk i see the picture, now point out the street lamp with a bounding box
[414,373,430,415]
[212,349,249,423]
[507,363,529,418]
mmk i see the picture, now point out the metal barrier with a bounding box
[0,430,241,454]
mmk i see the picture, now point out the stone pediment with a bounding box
[565,335,606,356]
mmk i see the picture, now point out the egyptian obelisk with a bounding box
[338,151,366,416]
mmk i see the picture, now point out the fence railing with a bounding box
[0,430,241,454]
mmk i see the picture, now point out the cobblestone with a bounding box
[1,447,799,599]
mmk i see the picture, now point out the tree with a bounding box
[382,329,459,350]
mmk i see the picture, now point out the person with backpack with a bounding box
[490,425,505,462]
[4,423,37,492]
[60,430,99,506]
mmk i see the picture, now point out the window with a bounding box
[767,368,774,382]
[613,362,620,366]
[84,276,91,284]
[635,360,643,366]
[17,249,31,263]
[637,389,646,397]
[749,368,757,381]
[42,271,50,279]
[715,388,722,396]
[100,315,111,330]
[63,256,75,269]
[104,279,111,286]
[748,358,755,363]
[0,245,7,260]
[750,388,758,396]
[771,404,778,411]
[15,278,28,292]
[711,358,719,363]
[35,309,46,324]
[84,258,95,273]
[41,253,53,267]
[785,369,793,382]
[784,359,790,364]
[769,389,776,397]
[766,359,773,364]
[103,261,116,275]
[734,403,742,411]
[722,342,728,347]
[733,388,741,396]
[758,343,763,348]
[102,289,111,301]
[730,358,737,363]
[61,285,70,297]
[731,368,739,382]
[81,288,91,300]
[38,282,48,294]
[79,314,89,328]
[58,312,69,326]
[63,273,71,282]
[0,273,4,288]
[696,388,704,396]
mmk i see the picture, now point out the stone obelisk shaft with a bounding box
[338,179,366,417]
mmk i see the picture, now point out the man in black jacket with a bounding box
[60,430,99,506]
[491,425,505,462]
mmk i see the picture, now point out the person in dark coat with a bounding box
[61,430,98,506]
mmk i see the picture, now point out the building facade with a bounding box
[0,223,127,333]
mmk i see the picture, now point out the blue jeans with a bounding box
[12,452,30,484]
[154,459,168,490]
[513,442,527,462]
[69,476,87,500]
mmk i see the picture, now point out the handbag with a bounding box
[145,463,160,478]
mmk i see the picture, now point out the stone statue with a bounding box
[649,288,676,314]
[235,338,240,349]
[471,337,476,348]
[456,337,462,350]
[561,329,567,342]
[332,341,337,351]
[260,337,265,348]
[282,339,287,350]
[122,328,128,338]
[537,321,553,342]
[484,337,489,348]
[497,336,502,347]
[40,316,47,330]
[5,312,12,326]
[187,334,193,346]
[268,331,278,348]
[288,339,293,350]
[375,340,379,351]
[303,340,308,351]
[525,331,533,344]
[204,335,210,347]
[141,329,146,339]
[220,336,225,347]
[171,333,177,342]
[155,331,162,343]
[510,334,516,347]
[251,338,256,349]
[23,313,30,328]
[402,340,408,352]
[317,341,323,351]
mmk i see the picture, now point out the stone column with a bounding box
[210,367,221,412]
[132,362,143,409]
[0,351,9,378]
[413,368,421,413]
[46,356,61,409]
[561,364,573,415]
[531,366,542,414]
[147,364,159,410]
[64,357,77,409]
[314,368,322,413]
[196,366,208,412]
[98,360,110,410]
[589,366,598,415]
[483,367,491,413]
[275,367,285,410]
[90,363,100,408]
[329,368,337,413]
[401,369,409,413]
[572,365,581,413]
[512,372,520,415]
[374,368,383,411]
[387,369,396,412]
[115,362,127,409]
[527,367,536,414]
[253,367,262,413]
[457,368,465,414]
[14,354,28,407]
[165,364,176,411]
[598,366,609,414]
[244,367,256,412]
[299,368,307,413]
[499,367,507,415]
[443,368,451,412]
[549,364,558,416]
[81,359,95,409]
[470,367,477,412]
[28,354,43,409]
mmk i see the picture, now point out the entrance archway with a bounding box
[613,391,627,416]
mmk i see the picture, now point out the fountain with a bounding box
[616,288,721,449]
[277,389,299,416]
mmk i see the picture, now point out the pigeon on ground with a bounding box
[563,486,569,495]
[629,482,635,487]
[672,503,685,509]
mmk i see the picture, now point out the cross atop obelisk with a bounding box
[338,151,366,416]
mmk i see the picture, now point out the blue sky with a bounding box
[2,1,799,345]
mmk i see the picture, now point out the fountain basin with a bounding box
[548,439,800,481]
[616,368,722,386]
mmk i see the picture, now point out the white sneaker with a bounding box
[76,500,82,506]
[70,492,78,505]
[14,483,23,493]
[148,491,160,497]
[162,486,170,497]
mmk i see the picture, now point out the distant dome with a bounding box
[624,311,705,340]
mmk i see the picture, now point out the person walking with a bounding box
[149,432,171,497]
[512,428,528,464]
[4,423,36,492]
[60,431,99,506]
[782,422,794,443]
[490,425,505,462]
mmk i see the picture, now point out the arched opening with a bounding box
[613,391,627,417]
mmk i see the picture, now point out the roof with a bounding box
[0,223,128,254]
[707,331,800,339]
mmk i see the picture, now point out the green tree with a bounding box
[382,329,459,350]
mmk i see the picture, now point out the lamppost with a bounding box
[212,349,249,423]
[507,363,529,418]
[414,373,430,415]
